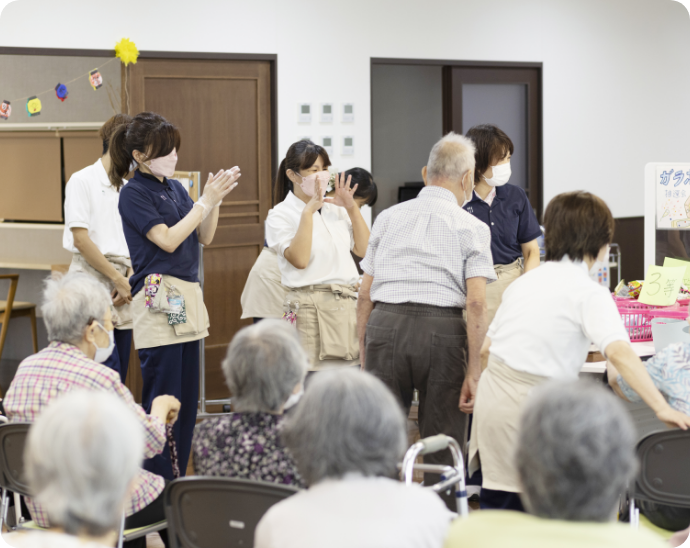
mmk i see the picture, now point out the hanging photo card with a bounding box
[638,265,686,306]
[663,257,690,288]
[89,69,103,90]
[26,96,41,117]
[656,165,690,229]
[54,83,68,102]
[0,100,10,120]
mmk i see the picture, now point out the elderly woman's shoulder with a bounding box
[194,412,282,437]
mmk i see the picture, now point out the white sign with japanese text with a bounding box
[656,165,690,229]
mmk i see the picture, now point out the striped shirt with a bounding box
[3,342,166,527]
[360,186,497,308]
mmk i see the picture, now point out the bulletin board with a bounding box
[644,162,690,270]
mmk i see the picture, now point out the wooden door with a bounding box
[123,58,274,402]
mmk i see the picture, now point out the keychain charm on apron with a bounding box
[282,300,299,325]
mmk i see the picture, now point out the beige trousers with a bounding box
[286,284,360,371]
[486,258,524,327]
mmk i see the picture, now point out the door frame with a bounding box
[0,47,279,177]
[370,57,543,217]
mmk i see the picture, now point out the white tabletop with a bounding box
[580,341,656,375]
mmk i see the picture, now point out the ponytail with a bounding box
[106,111,181,192]
[272,140,332,206]
[108,124,131,191]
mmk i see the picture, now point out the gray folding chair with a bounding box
[164,477,298,548]
[0,421,165,546]
[625,428,690,528]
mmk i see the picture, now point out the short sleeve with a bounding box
[118,185,165,237]
[64,174,91,230]
[463,223,498,282]
[265,209,298,258]
[360,209,388,277]
[580,289,630,356]
[516,191,542,245]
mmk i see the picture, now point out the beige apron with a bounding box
[69,253,133,329]
[131,275,210,350]
[469,355,548,492]
[485,258,523,327]
[285,284,359,371]
[240,247,290,319]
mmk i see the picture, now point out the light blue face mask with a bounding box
[92,322,115,363]
[283,386,304,410]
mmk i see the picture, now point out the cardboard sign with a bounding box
[638,265,686,306]
[663,257,690,287]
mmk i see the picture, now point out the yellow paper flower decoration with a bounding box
[115,38,139,66]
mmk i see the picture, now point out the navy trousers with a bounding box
[103,328,132,384]
[139,340,199,480]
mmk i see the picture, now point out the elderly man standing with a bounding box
[357,132,496,500]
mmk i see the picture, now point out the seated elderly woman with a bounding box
[609,330,690,531]
[4,390,144,548]
[254,368,453,548]
[3,273,180,547]
[445,380,666,548]
[192,320,307,486]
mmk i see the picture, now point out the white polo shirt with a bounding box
[62,159,130,257]
[488,256,629,379]
[265,192,358,288]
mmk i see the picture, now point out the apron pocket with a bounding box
[315,298,359,360]
[172,282,208,336]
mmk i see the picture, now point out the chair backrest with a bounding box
[164,477,298,548]
[633,428,690,507]
[0,422,31,497]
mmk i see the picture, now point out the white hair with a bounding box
[25,390,144,536]
[517,380,637,522]
[41,273,112,345]
[426,132,476,183]
[282,369,407,486]
[222,320,308,412]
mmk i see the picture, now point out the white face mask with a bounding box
[283,386,304,410]
[484,162,511,187]
[92,322,115,363]
[589,245,610,282]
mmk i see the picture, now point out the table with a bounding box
[580,341,656,375]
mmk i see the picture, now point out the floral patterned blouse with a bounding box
[192,412,304,488]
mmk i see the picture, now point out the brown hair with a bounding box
[544,191,614,262]
[466,124,514,183]
[107,112,181,191]
[99,113,132,155]
[273,140,331,205]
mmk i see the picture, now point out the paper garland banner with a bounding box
[26,96,41,117]
[0,100,10,120]
[55,83,68,102]
[89,70,103,90]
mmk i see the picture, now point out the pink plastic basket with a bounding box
[614,297,689,340]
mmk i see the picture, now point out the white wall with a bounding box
[1,0,690,218]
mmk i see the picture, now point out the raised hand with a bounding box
[324,172,358,209]
[200,167,241,208]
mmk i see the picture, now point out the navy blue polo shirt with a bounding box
[463,184,541,265]
[118,170,199,296]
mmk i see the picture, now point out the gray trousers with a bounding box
[364,302,469,505]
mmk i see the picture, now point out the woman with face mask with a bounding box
[241,165,378,323]
[264,140,370,371]
[463,124,542,325]
[109,111,240,482]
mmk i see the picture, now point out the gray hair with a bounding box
[223,320,308,412]
[517,380,637,521]
[42,273,112,345]
[426,131,476,183]
[282,369,407,486]
[25,390,144,536]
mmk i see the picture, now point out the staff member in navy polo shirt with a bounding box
[463,124,542,325]
[108,111,241,480]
